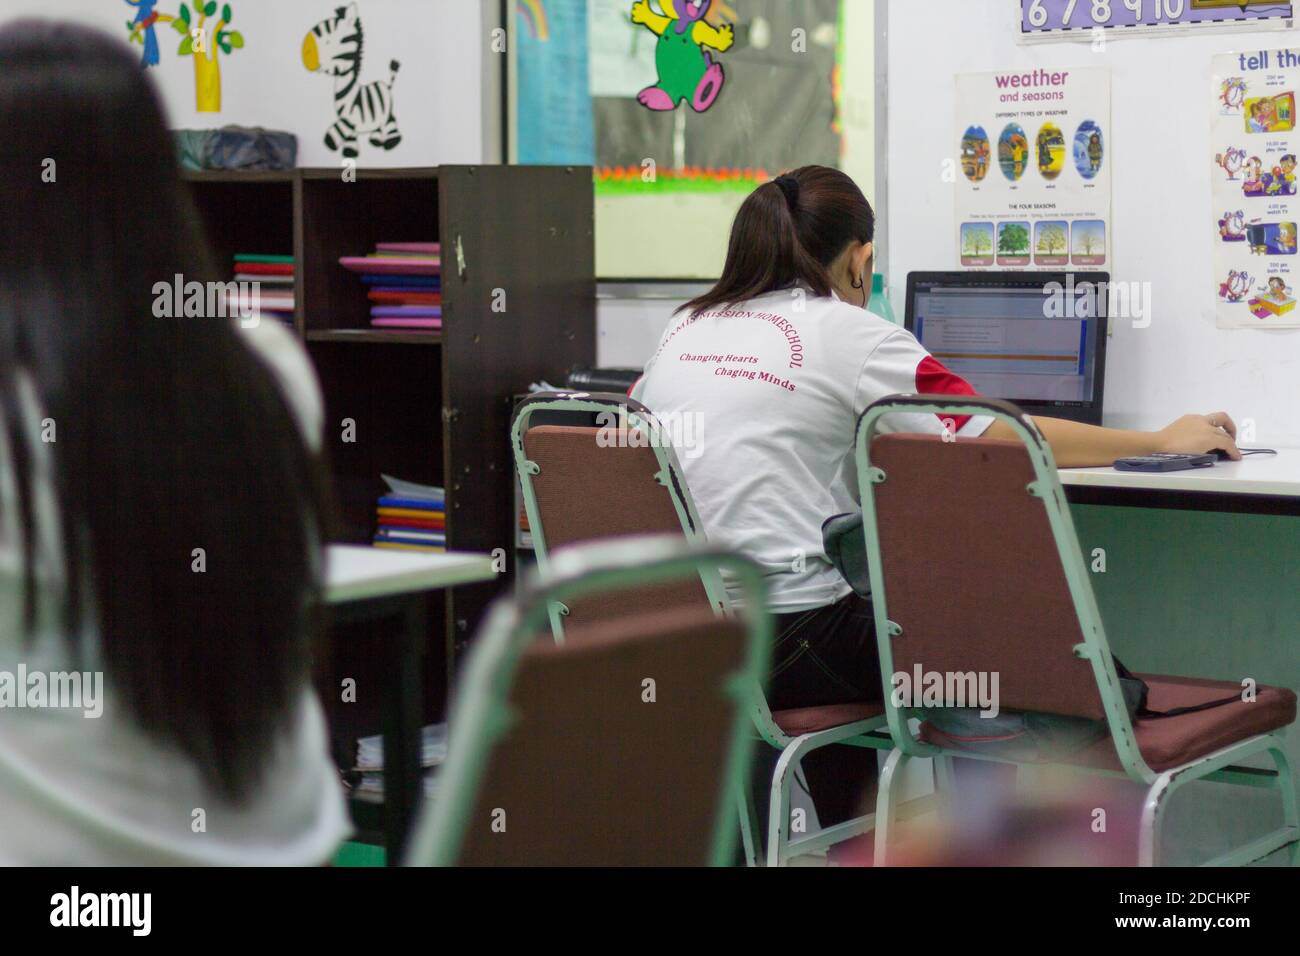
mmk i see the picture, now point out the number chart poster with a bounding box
[1021,1,1295,40]
[955,67,1111,272]
[1212,49,1300,329]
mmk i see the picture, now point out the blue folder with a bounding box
[360,274,441,289]
[378,495,446,511]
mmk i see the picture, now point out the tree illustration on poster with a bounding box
[171,2,246,112]
[964,228,991,257]
[998,222,1029,256]
[1037,224,1067,257]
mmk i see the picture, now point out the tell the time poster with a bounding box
[1212,48,1300,329]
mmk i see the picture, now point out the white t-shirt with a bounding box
[634,289,991,613]
[0,319,351,865]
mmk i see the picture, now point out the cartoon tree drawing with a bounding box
[1077,231,1100,257]
[998,223,1029,255]
[1037,225,1067,256]
[963,228,992,258]
[170,2,245,112]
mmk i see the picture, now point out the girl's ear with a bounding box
[856,241,875,279]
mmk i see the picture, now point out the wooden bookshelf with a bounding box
[185,165,596,709]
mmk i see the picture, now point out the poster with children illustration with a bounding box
[1212,49,1300,328]
[955,67,1111,271]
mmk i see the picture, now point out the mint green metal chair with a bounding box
[403,537,771,866]
[511,392,897,867]
[855,394,1298,867]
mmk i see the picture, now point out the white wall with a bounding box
[0,0,489,166]
[597,283,709,367]
[888,0,1300,442]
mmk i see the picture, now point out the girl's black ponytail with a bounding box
[679,165,875,317]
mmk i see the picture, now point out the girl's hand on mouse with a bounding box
[1157,413,1242,460]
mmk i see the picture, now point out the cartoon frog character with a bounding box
[631,0,734,113]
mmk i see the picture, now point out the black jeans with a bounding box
[754,592,883,829]
[769,592,883,711]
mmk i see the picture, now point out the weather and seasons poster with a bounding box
[955,67,1112,271]
[1212,48,1300,329]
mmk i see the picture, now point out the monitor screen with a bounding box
[907,273,1107,421]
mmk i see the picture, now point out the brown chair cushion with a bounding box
[1071,674,1297,772]
[455,604,748,866]
[772,702,886,736]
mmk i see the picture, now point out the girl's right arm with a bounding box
[984,413,1242,469]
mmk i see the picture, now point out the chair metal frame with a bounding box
[855,394,1298,866]
[404,536,772,867]
[511,391,897,867]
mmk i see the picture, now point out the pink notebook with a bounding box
[370,317,442,329]
[339,257,441,276]
[376,242,440,254]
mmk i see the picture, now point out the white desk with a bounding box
[1060,452,1300,860]
[325,544,497,604]
[323,544,497,863]
[1059,449,1300,514]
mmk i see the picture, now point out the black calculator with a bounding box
[1113,453,1217,472]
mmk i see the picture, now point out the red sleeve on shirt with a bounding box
[915,355,978,431]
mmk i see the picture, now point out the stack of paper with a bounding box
[352,722,449,801]
[229,253,295,322]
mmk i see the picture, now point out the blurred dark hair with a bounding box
[679,165,875,316]
[0,21,330,802]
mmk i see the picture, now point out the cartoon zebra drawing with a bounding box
[302,4,401,158]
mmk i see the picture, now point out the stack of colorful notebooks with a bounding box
[373,475,446,552]
[232,253,295,322]
[339,242,441,331]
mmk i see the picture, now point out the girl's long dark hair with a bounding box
[680,165,875,316]
[0,21,330,802]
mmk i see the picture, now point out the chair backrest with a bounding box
[512,393,722,630]
[404,537,772,866]
[855,397,1140,765]
[512,392,793,752]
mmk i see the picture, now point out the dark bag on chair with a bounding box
[821,511,872,598]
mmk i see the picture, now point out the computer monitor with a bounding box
[905,271,1109,425]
